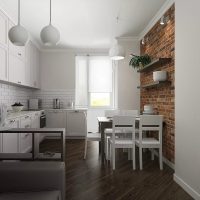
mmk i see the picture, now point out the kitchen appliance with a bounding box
[40,111,46,128]
[53,99,60,109]
[28,99,41,110]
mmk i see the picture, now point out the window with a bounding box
[75,56,114,108]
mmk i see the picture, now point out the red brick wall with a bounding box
[140,4,175,163]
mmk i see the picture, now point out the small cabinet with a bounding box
[2,118,20,153]
[20,115,32,153]
[46,110,67,137]
[9,53,25,85]
[66,111,86,137]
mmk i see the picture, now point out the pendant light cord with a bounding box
[18,0,20,25]
[50,0,52,24]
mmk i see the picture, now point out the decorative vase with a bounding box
[153,71,167,82]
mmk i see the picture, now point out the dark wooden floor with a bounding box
[40,139,193,200]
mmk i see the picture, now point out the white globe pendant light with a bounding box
[8,0,28,46]
[109,40,125,60]
[40,0,60,46]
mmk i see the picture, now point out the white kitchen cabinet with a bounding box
[8,21,25,61]
[2,118,20,153]
[20,115,32,153]
[66,111,86,137]
[9,53,25,85]
[0,10,8,47]
[28,42,40,88]
[0,45,8,81]
[46,110,67,137]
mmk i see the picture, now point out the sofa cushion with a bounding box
[0,190,61,200]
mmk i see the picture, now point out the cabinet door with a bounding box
[25,41,31,86]
[0,11,8,47]
[46,111,67,137]
[2,118,20,153]
[8,21,25,61]
[20,115,32,153]
[30,43,40,88]
[9,53,25,85]
[0,46,8,81]
[66,111,86,137]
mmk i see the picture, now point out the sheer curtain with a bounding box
[75,55,113,108]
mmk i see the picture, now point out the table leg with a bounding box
[61,130,65,162]
[32,133,35,160]
[101,123,105,164]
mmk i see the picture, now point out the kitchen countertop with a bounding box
[6,110,44,120]
[6,108,87,120]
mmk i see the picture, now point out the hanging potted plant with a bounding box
[129,54,151,69]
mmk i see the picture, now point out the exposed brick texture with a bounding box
[140,4,175,163]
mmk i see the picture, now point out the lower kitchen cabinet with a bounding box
[66,111,86,137]
[2,118,20,153]
[46,110,67,137]
[20,115,32,153]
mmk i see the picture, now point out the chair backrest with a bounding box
[112,115,136,143]
[120,109,139,117]
[139,115,163,143]
[105,109,120,117]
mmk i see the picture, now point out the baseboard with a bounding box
[153,150,175,170]
[174,174,200,200]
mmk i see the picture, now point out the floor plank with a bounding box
[40,139,193,200]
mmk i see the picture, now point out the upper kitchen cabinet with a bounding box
[30,43,40,88]
[0,10,8,47]
[25,41,40,88]
[0,11,8,81]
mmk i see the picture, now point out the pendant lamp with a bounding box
[109,39,125,60]
[40,0,60,46]
[8,0,28,46]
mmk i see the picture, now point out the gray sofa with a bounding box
[0,161,65,200]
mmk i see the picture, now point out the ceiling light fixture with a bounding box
[141,38,145,45]
[109,39,125,60]
[40,0,60,46]
[160,16,165,25]
[8,0,28,46]
[109,15,125,61]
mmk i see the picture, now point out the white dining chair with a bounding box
[83,112,101,159]
[104,109,120,160]
[135,115,163,170]
[108,115,136,170]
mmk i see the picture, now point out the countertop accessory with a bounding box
[11,102,24,112]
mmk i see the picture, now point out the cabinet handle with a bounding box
[25,116,30,119]
[25,125,30,128]
[25,133,29,137]
[18,53,21,56]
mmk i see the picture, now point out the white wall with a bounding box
[40,51,75,90]
[117,39,140,111]
[175,0,200,199]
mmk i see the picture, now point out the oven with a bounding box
[40,111,46,128]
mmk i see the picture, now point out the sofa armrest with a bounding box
[0,161,65,200]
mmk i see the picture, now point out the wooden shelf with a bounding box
[137,58,171,73]
[137,81,171,89]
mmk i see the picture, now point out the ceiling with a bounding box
[0,0,167,49]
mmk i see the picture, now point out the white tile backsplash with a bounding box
[0,83,33,110]
[0,82,75,110]
[32,89,75,109]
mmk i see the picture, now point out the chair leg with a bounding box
[84,139,87,159]
[159,148,163,170]
[105,136,108,160]
[151,149,155,160]
[132,147,136,170]
[108,140,111,160]
[112,146,115,170]
[139,147,143,170]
